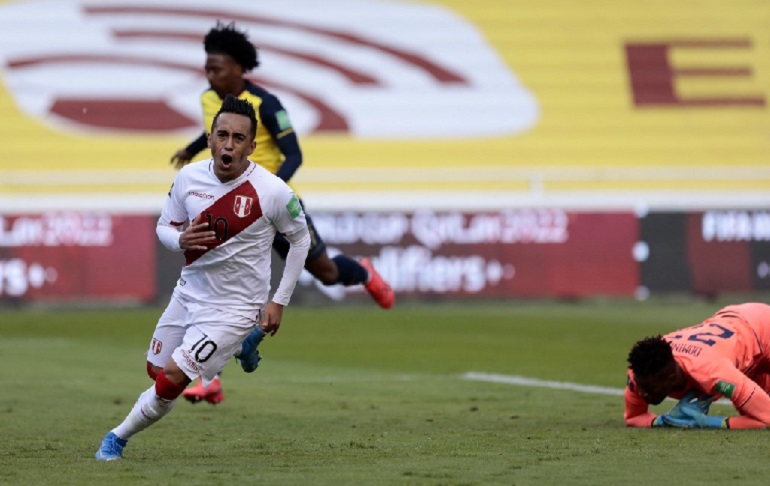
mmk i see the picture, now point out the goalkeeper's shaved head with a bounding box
[628,335,673,378]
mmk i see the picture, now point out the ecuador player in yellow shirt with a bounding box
[170,22,394,404]
[626,303,770,429]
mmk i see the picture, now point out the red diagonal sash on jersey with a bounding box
[185,180,263,265]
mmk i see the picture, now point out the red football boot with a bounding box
[359,257,395,309]
[182,376,224,405]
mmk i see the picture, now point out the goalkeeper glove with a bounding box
[661,412,726,429]
[670,390,714,416]
[652,415,668,427]
[660,392,726,429]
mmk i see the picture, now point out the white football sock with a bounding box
[112,385,177,440]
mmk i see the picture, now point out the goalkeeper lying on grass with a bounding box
[624,303,770,429]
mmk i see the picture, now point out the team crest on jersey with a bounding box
[233,195,253,218]
[151,338,162,355]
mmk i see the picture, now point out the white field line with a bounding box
[463,372,624,396]
[462,372,731,405]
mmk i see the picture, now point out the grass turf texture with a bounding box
[1,300,767,486]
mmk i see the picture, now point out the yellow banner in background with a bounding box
[1,0,769,208]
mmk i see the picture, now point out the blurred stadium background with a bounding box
[1,0,770,306]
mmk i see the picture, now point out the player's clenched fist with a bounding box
[259,302,284,336]
[179,214,216,250]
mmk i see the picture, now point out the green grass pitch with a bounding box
[1,300,768,486]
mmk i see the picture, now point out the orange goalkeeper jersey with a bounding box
[625,303,770,429]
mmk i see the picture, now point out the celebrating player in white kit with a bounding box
[95,95,310,460]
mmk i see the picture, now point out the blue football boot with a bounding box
[95,432,128,461]
[237,327,265,373]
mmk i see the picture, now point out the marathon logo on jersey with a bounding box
[233,195,253,218]
[151,338,162,355]
[715,380,736,398]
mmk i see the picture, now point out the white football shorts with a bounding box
[146,292,259,386]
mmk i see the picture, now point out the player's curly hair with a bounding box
[213,94,258,139]
[627,335,674,378]
[204,21,259,71]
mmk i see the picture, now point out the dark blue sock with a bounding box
[332,255,368,286]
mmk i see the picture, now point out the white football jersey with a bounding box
[158,159,308,317]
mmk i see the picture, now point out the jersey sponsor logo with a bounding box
[715,380,736,398]
[286,195,302,219]
[0,0,538,139]
[189,190,214,200]
[151,338,162,355]
[233,195,253,218]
